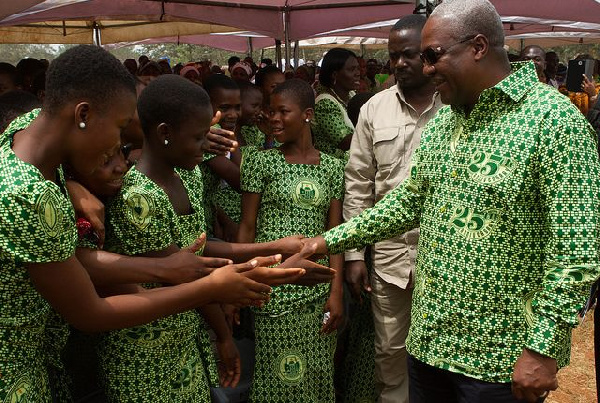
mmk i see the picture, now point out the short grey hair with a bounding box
[431,0,504,47]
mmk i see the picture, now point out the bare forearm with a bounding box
[76,248,167,286]
[205,240,281,262]
[329,254,344,293]
[199,304,231,340]
[81,280,218,332]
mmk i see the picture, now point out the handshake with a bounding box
[165,234,333,309]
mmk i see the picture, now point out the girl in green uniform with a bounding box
[101,75,323,402]
[102,75,229,402]
[238,79,345,402]
[0,45,279,403]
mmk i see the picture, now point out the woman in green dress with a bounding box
[238,79,345,403]
[0,45,279,403]
[102,75,326,402]
[313,48,361,160]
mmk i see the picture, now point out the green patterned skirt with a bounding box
[97,311,213,402]
[250,298,336,403]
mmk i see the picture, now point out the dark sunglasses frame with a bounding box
[420,35,477,66]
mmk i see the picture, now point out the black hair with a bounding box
[15,58,45,84]
[391,14,427,32]
[272,78,315,111]
[0,63,17,85]
[254,65,283,88]
[237,80,262,97]
[202,73,239,98]
[0,90,41,132]
[137,74,211,137]
[319,48,357,88]
[44,45,136,114]
[228,56,241,67]
[261,58,273,66]
[32,71,45,96]
[347,92,375,127]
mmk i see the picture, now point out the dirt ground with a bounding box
[547,310,596,403]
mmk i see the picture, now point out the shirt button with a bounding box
[432,241,438,248]
[440,205,447,213]
[423,313,428,319]
[451,170,458,178]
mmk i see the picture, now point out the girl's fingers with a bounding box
[201,257,233,268]
[232,260,258,273]
[251,255,282,267]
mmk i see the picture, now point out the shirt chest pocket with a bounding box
[465,150,525,208]
[373,127,405,171]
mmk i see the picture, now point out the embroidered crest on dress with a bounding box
[467,150,515,185]
[35,189,62,239]
[449,206,501,240]
[291,178,323,209]
[275,351,306,383]
[125,190,154,231]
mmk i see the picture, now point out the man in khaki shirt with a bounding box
[344,15,442,403]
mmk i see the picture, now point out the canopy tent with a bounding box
[110,31,389,53]
[0,1,45,21]
[1,0,600,54]
[0,0,415,44]
[505,31,600,49]
[0,20,239,44]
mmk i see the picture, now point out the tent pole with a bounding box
[360,43,366,57]
[275,39,283,69]
[520,39,524,52]
[293,40,299,69]
[284,7,291,70]
[248,37,253,58]
[93,21,101,46]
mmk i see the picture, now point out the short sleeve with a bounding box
[106,184,175,255]
[0,181,76,264]
[241,148,266,194]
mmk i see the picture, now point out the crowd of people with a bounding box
[0,0,600,402]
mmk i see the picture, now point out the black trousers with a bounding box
[408,355,546,403]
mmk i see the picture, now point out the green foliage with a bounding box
[0,42,598,69]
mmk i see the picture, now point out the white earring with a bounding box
[78,122,86,129]
[305,118,311,123]
[164,139,169,146]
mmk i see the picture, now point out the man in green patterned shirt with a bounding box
[301,1,600,402]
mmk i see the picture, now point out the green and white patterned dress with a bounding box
[241,125,281,149]
[0,110,78,402]
[199,152,219,238]
[313,91,354,161]
[213,146,258,225]
[241,148,344,403]
[102,166,214,402]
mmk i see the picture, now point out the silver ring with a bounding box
[539,391,549,399]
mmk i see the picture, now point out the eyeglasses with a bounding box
[420,35,477,66]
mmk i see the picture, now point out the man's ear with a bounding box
[472,34,489,62]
